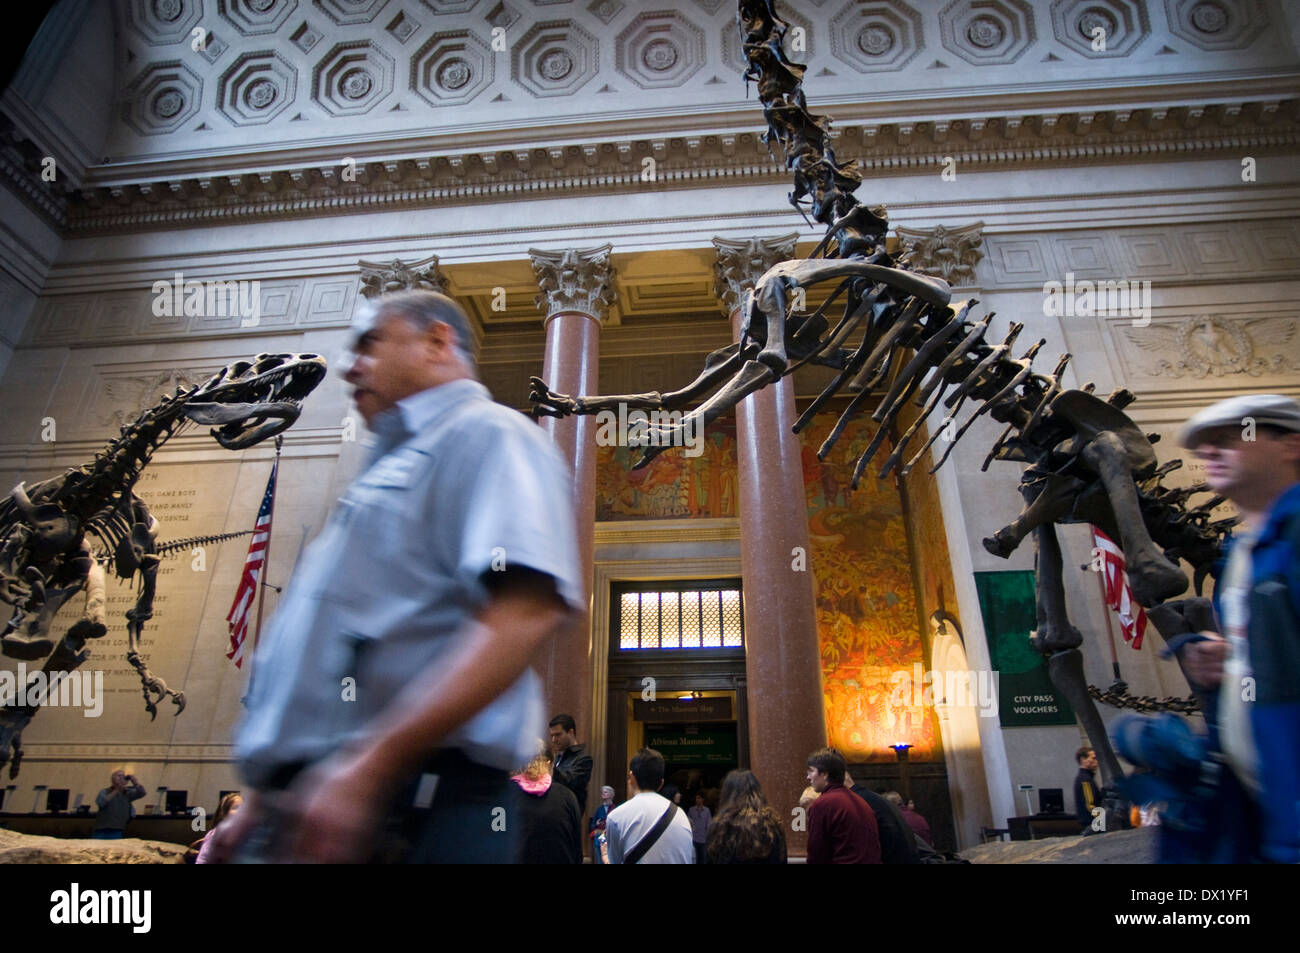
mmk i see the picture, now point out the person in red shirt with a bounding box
[805,748,881,864]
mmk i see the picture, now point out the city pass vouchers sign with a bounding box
[974,570,1075,727]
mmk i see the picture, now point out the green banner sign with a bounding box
[646,731,737,763]
[974,570,1075,727]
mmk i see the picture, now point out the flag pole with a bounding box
[1096,559,1123,684]
[1091,528,1125,691]
[247,435,282,678]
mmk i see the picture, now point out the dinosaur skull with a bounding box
[183,353,328,450]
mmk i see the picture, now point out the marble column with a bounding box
[713,234,825,856]
[530,245,616,757]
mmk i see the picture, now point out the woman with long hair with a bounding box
[704,769,786,864]
[193,792,243,864]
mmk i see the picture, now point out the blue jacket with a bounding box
[1211,480,1300,863]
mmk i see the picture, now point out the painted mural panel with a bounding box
[595,419,738,521]
[592,411,939,763]
[800,416,939,763]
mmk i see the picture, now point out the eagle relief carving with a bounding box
[1123,315,1299,379]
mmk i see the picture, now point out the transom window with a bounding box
[612,581,744,651]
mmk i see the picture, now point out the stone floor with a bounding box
[961,826,1155,864]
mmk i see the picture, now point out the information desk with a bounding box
[1006,814,1083,841]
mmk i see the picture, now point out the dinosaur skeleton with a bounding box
[530,0,1233,789]
[0,352,326,774]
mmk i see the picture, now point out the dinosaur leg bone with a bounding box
[1080,431,1188,607]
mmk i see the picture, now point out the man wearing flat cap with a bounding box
[1179,393,1300,863]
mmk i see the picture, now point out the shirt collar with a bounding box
[368,378,488,453]
[1257,481,1300,546]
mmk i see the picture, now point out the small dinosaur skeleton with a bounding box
[0,353,326,774]
[530,0,1233,789]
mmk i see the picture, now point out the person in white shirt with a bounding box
[604,748,694,864]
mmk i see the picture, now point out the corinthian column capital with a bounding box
[711,232,800,315]
[357,254,449,298]
[530,244,617,322]
[895,222,985,287]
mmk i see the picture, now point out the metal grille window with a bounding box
[614,583,744,651]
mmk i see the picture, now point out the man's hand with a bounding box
[282,751,389,864]
[1183,631,1231,688]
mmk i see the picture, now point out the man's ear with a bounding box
[423,319,452,353]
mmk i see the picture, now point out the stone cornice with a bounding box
[68,70,1300,182]
[45,100,1300,235]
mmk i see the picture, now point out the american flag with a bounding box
[1091,526,1147,650]
[226,459,277,667]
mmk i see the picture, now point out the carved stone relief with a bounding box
[218,0,298,36]
[896,222,984,286]
[513,19,599,96]
[711,233,799,315]
[312,41,396,116]
[616,12,706,89]
[531,245,617,320]
[829,0,924,72]
[219,51,298,125]
[358,255,450,297]
[412,30,494,105]
[387,11,423,43]
[93,369,203,432]
[121,61,203,136]
[1120,315,1300,379]
[314,0,390,25]
[938,0,1036,65]
[1049,0,1149,57]
[588,0,624,25]
[1163,0,1267,50]
[125,0,203,46]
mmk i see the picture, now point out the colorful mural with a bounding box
[593,411,939,762]
[595,419,738,521]
[799,416,939,763]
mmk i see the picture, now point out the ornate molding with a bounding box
[35,99,1300,234]
[530,244,617,321]
[711,233,798,315]
[357,254,449,298]
[1120,314,1300,379]
[896,221,984,286]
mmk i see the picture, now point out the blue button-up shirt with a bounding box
[236,378,583,787]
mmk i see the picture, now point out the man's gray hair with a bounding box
[371,289,479,366]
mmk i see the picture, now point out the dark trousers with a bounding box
[394,751,520,864]
[239,750,520,864]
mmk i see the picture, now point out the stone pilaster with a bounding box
[712,233,824,857]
